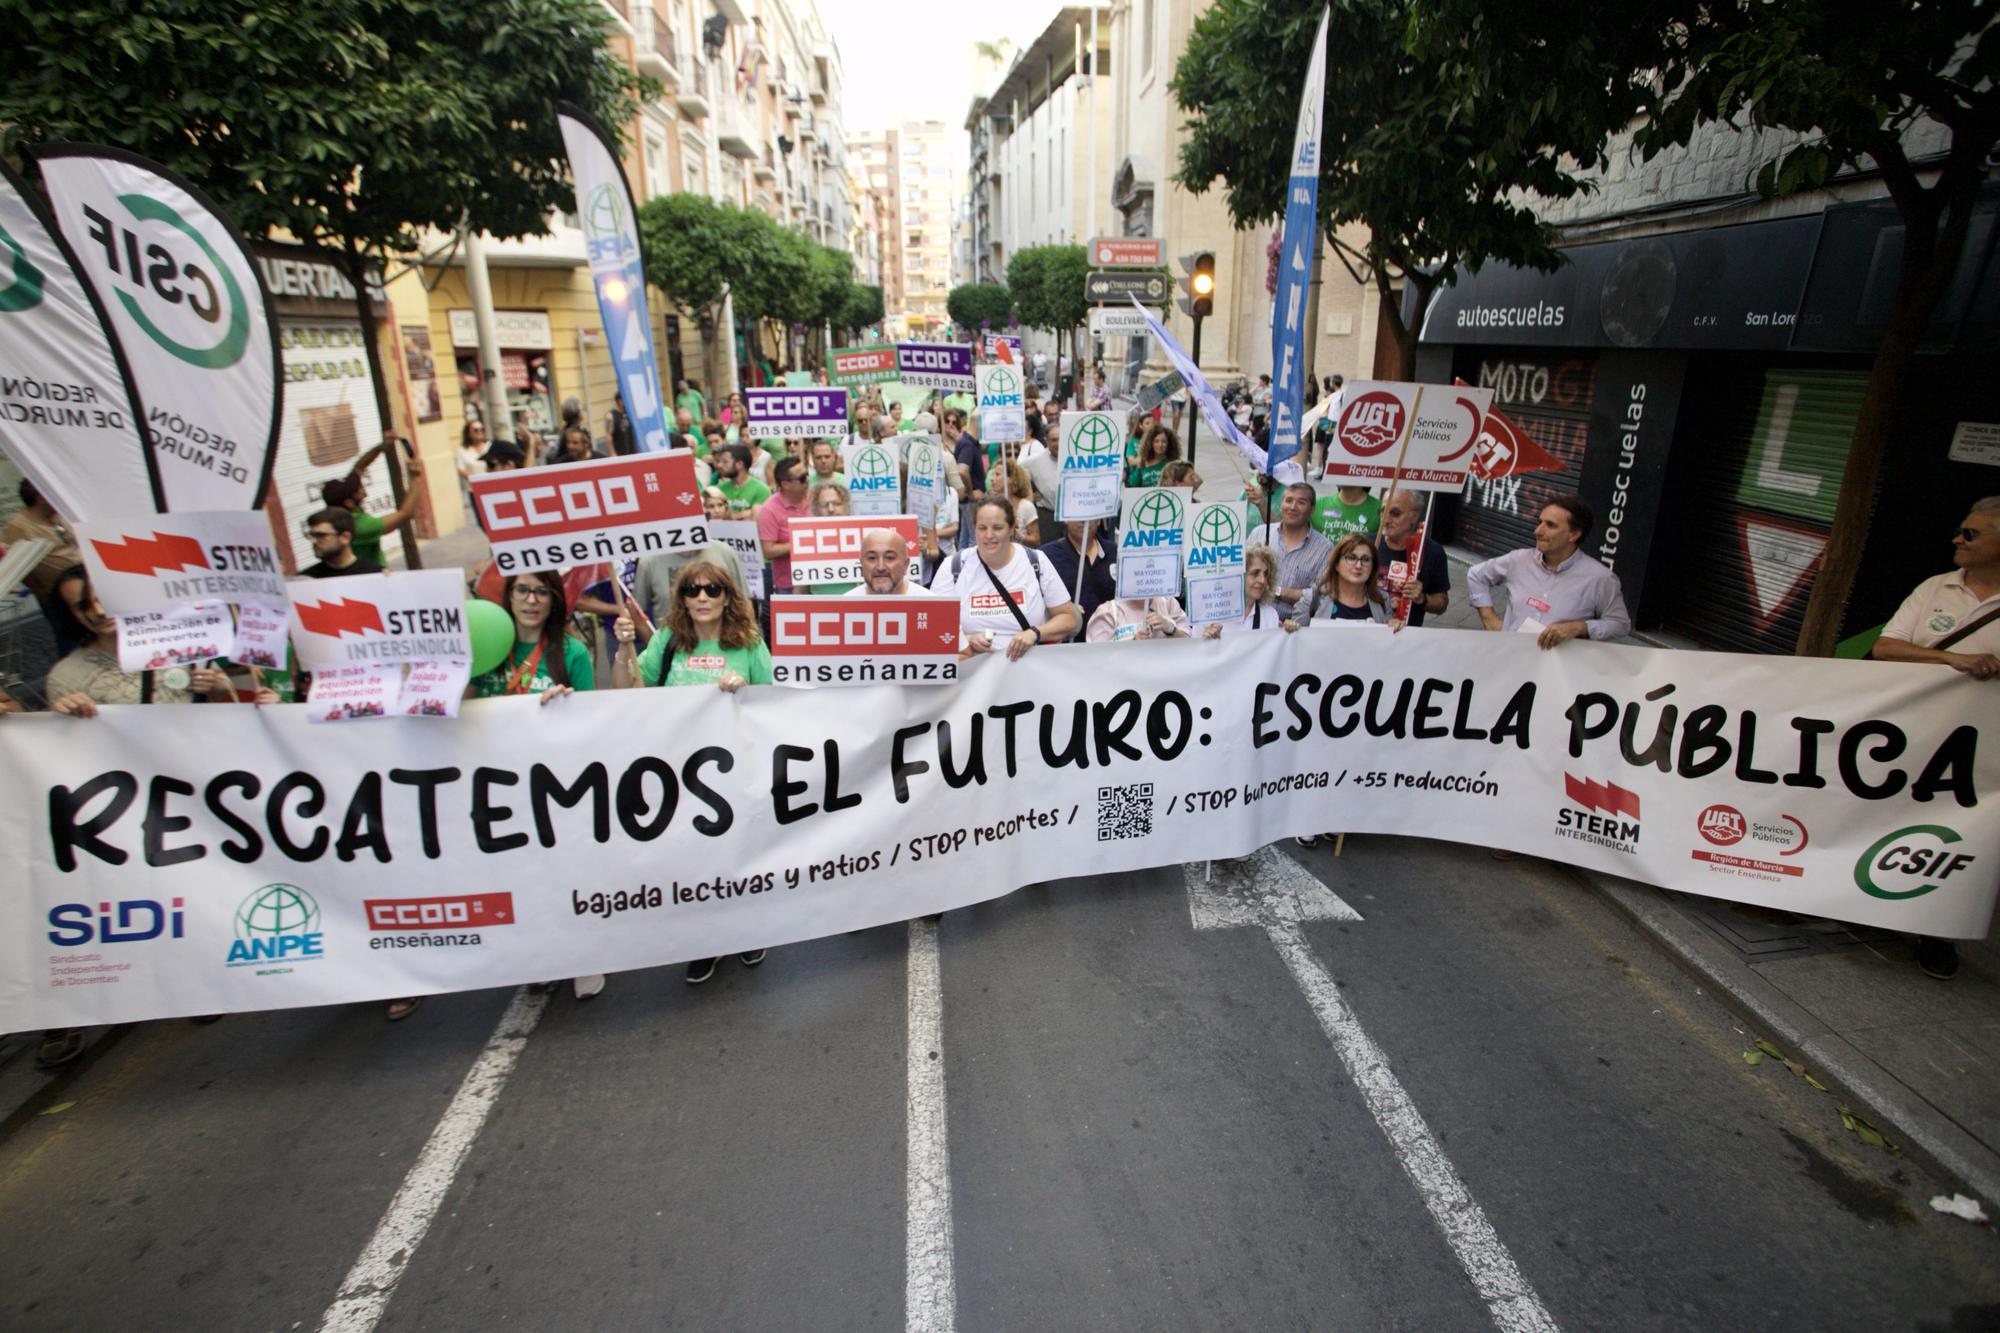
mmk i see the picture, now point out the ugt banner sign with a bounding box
[745,386,849,441]
[1324,381,1495,492]
[1057,411,1124,522]
[788,515,921,588]
[471,451,705,575]
[76,509,286,615]
[768,594,960,687]
[976,362,1027,443]
[896,341,974,391]
[829,345,899,386]
[1117,486,1192,600]
[284,568,469,671]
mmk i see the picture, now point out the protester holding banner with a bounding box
[850,527,935,598]
[322,442,426,569]
[44,567,247,711]
[1041,520,1118,624]
[1376,490,1450,627]
[1159,460,1202,493]
[711,444,771,517]
[470,572,594,702]
[929,498,1079,659]
[1087,593,1193,642]
[1871,497,2000,680]
[556,424,608,464]
[1466,495,1631,647]
[301,508,384,578]
[1204,545,1297,638]
[1251,483,1335,614]
[758,458,814,595]
[613,558,772,694]
[1294,535,1392,626]
[629,540,749,645]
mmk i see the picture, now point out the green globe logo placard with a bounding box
[1063,411,1122,467]
[1195,505,1241,547]
[853,444,896,479]
[235,883,321,939]
[1132,489,1185,532]
[909,441,938,480]
[982,367,1020,399]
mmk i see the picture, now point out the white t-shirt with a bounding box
[1015,497,1038,535]
[842,582,937,597]
[1223,601,1287,633]
[1882,570,2000,654]
[929,544,1072,636]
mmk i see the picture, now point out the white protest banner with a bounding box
[114,602,233,672]
[305,662,399,723]
[1117,487,1192,599]
[0,162,157,519]
[5,631,1993,1030]
[845,440,903,517]
[231,601,290,669]
[904,435,948,530]
[768,595,959,687]
[398,658,472,718]
[976,362,1027,443]
[1324,381,1494,491]
[706,519,766,599]
[471,450,705,575]
[789,515,921,588]
[76,509,286,615]
[560,105,671,453]
[36,144,281,512]
[286,569,469,671]
[1057,411,1124,522]
[896,341,975,390]
[1184,502,1248,626]
[744,385,849,440]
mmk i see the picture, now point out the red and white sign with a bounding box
[366,893,516,931]
[787,515,920,588]
[1090,237,1165,268]
[1736,513,1827,633]
[77,510,288,615]
[1455,381,1566,481]
[768,595,960,687]
[471,451,705,575]
[285,568,469,672]
[113,602,233,672]
[830,346,898,383]
[1323,381,1493,491]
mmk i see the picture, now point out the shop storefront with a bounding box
[448,308,558,435]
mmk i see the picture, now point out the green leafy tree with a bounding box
[806,244,856,360]
[1634,0,2000,655]
[1173,0,1661,378]
[947,283,1013,331]
[637,192,755,388]
[841,284,885,337]
[1008,244,1090,402]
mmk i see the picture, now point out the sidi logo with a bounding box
[81,195,248,369]
[47,897,184,946]
[1854,826,1977,901]
[1339,392,1405,456]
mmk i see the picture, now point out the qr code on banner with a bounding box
[1096,783,1155,842]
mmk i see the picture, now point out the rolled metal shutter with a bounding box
[1662,368,1868,653]
[1456,351,1595,558]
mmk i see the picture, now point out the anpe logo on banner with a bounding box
[1854,826,1977,901]
[1555,774,1641,854]
[1339,392,1405,456]
[295,598,385,639]
[1125,490,1187,548]
[582,183,629,245]
[1189,505,1244,567]
[226,884,324,970]
[81,195,249,369]
[1065,413,1121,462]
[982,367,1022,404]
[47,897,185,946]
[0,219,46,311]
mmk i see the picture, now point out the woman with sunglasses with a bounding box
[609,562,772,984]
[1293,534,1393,626]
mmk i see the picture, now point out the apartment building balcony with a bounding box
[676,58,712,118]
[634,5,680,84]
[715,90,759,160]
[599,0,634,36]
[711,0,749,24]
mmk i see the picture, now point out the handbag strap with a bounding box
[978,552,1035,633]
[1934,603,2000,651]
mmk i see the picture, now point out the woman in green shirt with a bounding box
[1126,422,1181,488]
[611,560,773,985]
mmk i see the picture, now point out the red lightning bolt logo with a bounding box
[1564,775,1641,820]
[91,532,210,577]
[295,598,385,638]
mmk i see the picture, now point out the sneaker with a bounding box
[36,1028,85,1070]
[1295,834,1318,847]
[1917,937,1960,980]
[738,949,767,968]
[686,957,718,985]
[572,974,606,1000]
[1490,848,1522,861]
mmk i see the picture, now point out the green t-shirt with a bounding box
[676,389,707,420]
[714,474,771,514]
[1312,493,1381,544]
[811,581,858,596]
[756,437,788,461]
[1128,460,1169,488]
[472,636,597,697]
[351,510,387,567]
[635,633,774,687]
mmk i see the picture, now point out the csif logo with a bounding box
[1854,826,1977,901]
[0,219,46,312]
[91,531,210,577]
[81,195,248,369]
[48,897,185,946]
[226,884,324,968]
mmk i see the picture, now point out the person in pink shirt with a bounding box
[757,456,814,592]
[1086,595,1193,642]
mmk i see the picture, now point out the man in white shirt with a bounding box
[1467,493,1631,647]
[848,528,934,597]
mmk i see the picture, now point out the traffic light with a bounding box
[1179,250,1216,320]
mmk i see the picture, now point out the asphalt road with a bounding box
[3,838,1995,1332]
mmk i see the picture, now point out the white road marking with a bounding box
[905,917,956,1333]
[1186,853,1558,1333]
[317,986,550,1333]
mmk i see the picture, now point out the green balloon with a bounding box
[467,597,515,677]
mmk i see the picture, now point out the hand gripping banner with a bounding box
[559,104,672,454]
[1,631,1993,1031]
[34,144,281,513]
[0,162,159,519]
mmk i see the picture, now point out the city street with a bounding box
[4,838,1992,1332]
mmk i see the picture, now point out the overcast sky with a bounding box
[814,0,1066,169]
